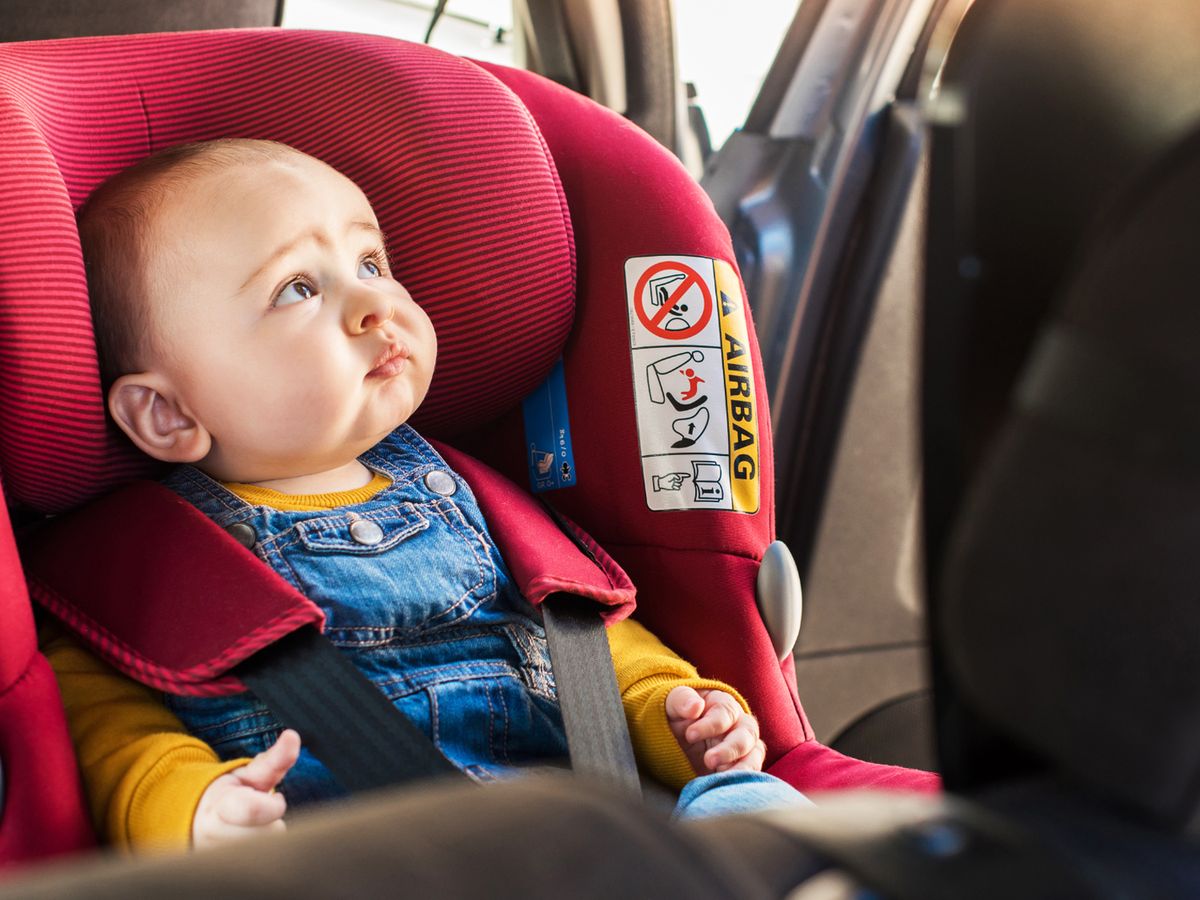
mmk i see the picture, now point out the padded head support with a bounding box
[0,30,574,513]
[942,124,1200,832]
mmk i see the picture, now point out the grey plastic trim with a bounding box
[756,540,804,661]
[561,0,627,112]
[770,0,882,141]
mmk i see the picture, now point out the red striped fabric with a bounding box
[28,576,316,696]
[0,29,574,513]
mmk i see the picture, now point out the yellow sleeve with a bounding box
[607,617,751,791]
[39,625,249,853]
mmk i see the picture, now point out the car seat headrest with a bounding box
[927,0,1200,482]
[0,30,574,513]
[941,123,1200,833]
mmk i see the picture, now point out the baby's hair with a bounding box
[78,138,303,384]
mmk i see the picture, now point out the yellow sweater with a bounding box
[42,475,750,852]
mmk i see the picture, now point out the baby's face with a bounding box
[141,151,436,483]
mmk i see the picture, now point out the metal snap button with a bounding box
[424,470,458,496]
[349,519,385,546]
[226,522,257,549]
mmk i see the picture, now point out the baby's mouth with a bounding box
[367,343,409,378]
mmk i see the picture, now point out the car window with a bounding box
[282,0,515,67]
[284,0,797,157]
[675,0,798,153]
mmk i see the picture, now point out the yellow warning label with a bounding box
[715,260,759,514]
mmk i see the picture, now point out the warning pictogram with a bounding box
[626,255,759,514]
[632,261,714,340]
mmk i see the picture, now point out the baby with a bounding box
[52,138,805,851]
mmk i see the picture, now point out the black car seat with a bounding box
[916,0,1200,891]
[0,1,280,42]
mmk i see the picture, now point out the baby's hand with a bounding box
[192,729,301,850]
[666,686,766,776]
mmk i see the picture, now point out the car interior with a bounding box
[0,0,1198,896]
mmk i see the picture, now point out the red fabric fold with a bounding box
[0,658,96,863]
[433,441,636,623]
[22,481,325,696]
[24,450,637,695]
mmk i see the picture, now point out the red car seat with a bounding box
[0,499,94,862]
[0,28,936,865]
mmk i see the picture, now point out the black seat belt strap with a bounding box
[240,612,641,798]
[236,495,642,797]
[535,498,641,797]
[542,595,642,797]
[237,626,464,793]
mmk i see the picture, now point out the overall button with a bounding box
[226,522,257,549]
[349,519,384,546]
[424,470,457,496]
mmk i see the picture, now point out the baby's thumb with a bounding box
[665,686,706,723]
[237,729,302,792]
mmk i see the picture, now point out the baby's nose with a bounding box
[345,287,394,333]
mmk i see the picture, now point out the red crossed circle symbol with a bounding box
[633,261,713,340]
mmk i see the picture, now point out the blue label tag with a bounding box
[522,358,576,492]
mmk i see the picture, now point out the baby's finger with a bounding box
[704,722,759,770]
[236,729,302,791]
[665,686,706,723]
[701,720,754,766]
[725,739,768,773]
[216,785,288,828]
[684,693,740,743]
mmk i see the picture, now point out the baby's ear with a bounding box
[108,373,211,464]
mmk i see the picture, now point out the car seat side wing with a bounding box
[0,495,94,863]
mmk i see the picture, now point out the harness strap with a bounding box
[537,498,642,796]
[235,600,643,798]
[236,627,463,791]
[543,595,642,796]
[26,475,643,797]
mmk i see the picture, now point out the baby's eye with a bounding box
[358,257,383,279]
[273,278,316,308]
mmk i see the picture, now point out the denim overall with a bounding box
[162,426,568,806]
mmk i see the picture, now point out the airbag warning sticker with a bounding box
[625,255,759,513]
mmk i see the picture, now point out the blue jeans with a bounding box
[674,771,813,818]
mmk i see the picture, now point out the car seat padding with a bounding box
[476,64,939,794]
[23,446,635,695]
[0,498,94,862]
[471,62,796,749]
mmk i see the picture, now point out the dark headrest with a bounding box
[0,0,277,41]
[930,0,1200,473]
[941,122,1200,833]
